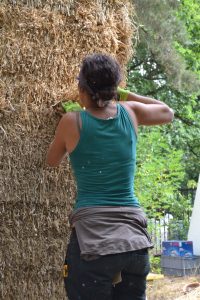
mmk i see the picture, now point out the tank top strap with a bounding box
[80,110,90,134]
[118,104,137,139]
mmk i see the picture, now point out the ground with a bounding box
[147,275,200,300]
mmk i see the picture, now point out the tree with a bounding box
[129,0,200,222]
[176,0,200,76]
[134,127,191,219]
[132,0,200,92]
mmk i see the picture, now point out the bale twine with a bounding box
[0,1,136,299]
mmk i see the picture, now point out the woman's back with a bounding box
[46,53,174,300]
[70,104,139,209]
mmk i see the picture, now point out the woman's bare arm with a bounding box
[46,117,67,167]
[46,113,79,167]
[125,92,174,126]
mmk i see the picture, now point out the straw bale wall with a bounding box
[0,1,135,299]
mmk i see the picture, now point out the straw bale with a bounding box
[0,1,136,299]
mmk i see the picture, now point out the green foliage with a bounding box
[129,0,200,224]
[168,219,190,240]
[62,100,81,112]
[133,0,200,92]
[149,255,161,274]
[176,0,200,76]
[134,127,189,218]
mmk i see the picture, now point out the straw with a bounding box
[0,1,136,298]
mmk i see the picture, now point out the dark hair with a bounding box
[78,53,122,106]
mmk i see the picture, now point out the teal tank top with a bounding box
[69,104,140,209]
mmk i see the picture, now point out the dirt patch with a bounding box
[147,275,200,300]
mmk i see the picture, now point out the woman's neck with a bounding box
[85,100,113,110]
[85,101,118,120]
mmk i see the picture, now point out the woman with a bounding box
[46,53,174,300]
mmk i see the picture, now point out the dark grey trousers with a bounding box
[64,230,150,300]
